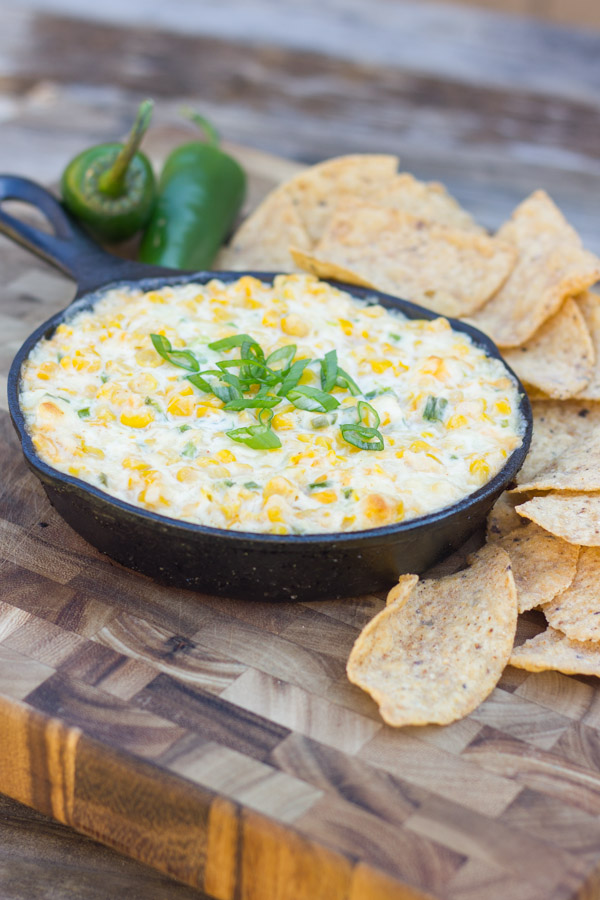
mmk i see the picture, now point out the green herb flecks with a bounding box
[423,395,448,422]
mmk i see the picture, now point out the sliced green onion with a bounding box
[335,366,361,396]
[320,349,338,393]
[340,424,384,451]
[144,396,163,413]
[98,473,108,486]
[277,358,311,395]
[287,386,340,413]
[224,396,282,410]
[423,395,448,422]
[226,408,281,450]
[77,407,90,418]
[365,387,392,400]
[309,480,330,490]
[178,424,192,432]
[208,333,257,351]
[266,344,297,370]
[226,424,282,450]
[343,487,354,499]
[310,412,337,429]
[150,334,199,372]
[244,481,261,490]
[357,400,381,429]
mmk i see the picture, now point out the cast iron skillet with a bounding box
[2,175,532,601]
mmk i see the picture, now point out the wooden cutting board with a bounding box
[2,139,600,900]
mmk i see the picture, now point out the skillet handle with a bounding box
[0,175,143,295]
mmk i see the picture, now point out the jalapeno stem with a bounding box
[97,99,154,198]
[180,107,221,147]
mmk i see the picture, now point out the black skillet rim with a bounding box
[8,271,533,550]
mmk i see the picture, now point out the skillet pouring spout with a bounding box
[3,175,532,601]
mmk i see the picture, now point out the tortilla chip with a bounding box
[470,191,600,348]
[542,547,600,642]
[495,524,578,613]
[346,544,517,726]
[216,188,311,272]
[370,173,484,234]
[502,298,594,399]
[516,492,600,546]
[510,627,600,676]
[286,154,399,244]
[512,425,600,493]
[386,574,420,608]
[486,492,527,542]
[575,291,600,400]
[291,204,516,317]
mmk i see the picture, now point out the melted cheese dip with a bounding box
[20,274,524,534]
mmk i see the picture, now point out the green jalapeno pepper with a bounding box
[138,111,246,270]
[61,99,156,243]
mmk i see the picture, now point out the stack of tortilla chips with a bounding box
[219,155,600,726]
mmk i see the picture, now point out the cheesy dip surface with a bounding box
[20,274,524,535]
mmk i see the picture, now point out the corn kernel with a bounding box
[264,477,295,499]
[281,314,310,337]
[269,524,289,535]
[262,309,280,328]
[369,359,393,374]
[129,374,158,394]
[167,395,194,417]
[313,490,336,504]
[409,440,433,453]
[338,318,353,335]
[272,413,294,430]
[495,399,511,415]
[470,458,490,482]
[37,360,58,380]
[217,449,236,463]
[176,467,200,483]
[120,409,154,428]
[446,414,467,430]
[135,348,164,368]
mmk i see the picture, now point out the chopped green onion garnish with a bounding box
[181,441,197,458]
[389,333,402,341]
[423,395,448,422]
[309,480,330,490]
[98,473,108,486]
[208,333,257,351]
[178,424,192,432]
[277,358,311,395]
[335,366,361,396]
[224,396,282,410]
[310,412,337,429]
[266,344,297,370]
[150,334,199,372]
[287,386,340,413]
[244,481,261,490]
[320,349,338,393]
[357,400,381,429]
[100,374,108,383]
[343,487,354,499]
[365,387,392,400]
[145,396,163,413]
[340,424,384,451]
[226,408,281,450]
[77,407,90,418]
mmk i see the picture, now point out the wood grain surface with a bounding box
[1,4,600,899]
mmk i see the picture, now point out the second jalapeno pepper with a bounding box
[138,112,246,270]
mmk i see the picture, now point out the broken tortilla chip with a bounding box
[470,191,600,348]
[286,154,399,245]
[486,492,528,543]
[510,627,600,677]
[512,426,600,493]
[215,187,311,272]
[516,492,600,547]
[346,544,517,727]
[369,173,484,234]
[502,298,594,400]
[542,547,600,642]
[495,524,578,613]
[386,574,419,608]
[291,203,516,318]
[575,291,600,400]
